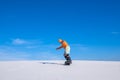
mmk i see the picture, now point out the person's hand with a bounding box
[56,48,59,50]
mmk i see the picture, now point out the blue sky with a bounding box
[0,0,120,61]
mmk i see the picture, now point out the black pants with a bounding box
[64,54,72,62]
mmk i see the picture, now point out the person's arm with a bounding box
[56,46,63,50]
[56,40,64,50]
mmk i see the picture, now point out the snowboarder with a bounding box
[56,39,72,65]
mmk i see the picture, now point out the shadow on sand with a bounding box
[38,62,65,66]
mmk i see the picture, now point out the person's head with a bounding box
[58,39,63,43]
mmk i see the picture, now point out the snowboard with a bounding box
[64,60,72,65]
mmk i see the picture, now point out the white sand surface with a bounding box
[0,60,120,80]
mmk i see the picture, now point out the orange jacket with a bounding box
[60,40,68,49]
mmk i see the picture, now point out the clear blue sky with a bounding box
[0,0,120,61]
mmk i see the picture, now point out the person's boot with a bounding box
[65,55,72,64]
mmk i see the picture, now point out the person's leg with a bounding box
[64,46,72,64]
[64,54,72,63]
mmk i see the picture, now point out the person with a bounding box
[56,39,72,64]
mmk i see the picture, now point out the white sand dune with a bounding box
[0,60,120,80]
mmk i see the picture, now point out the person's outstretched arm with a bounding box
[56,46,63,50]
